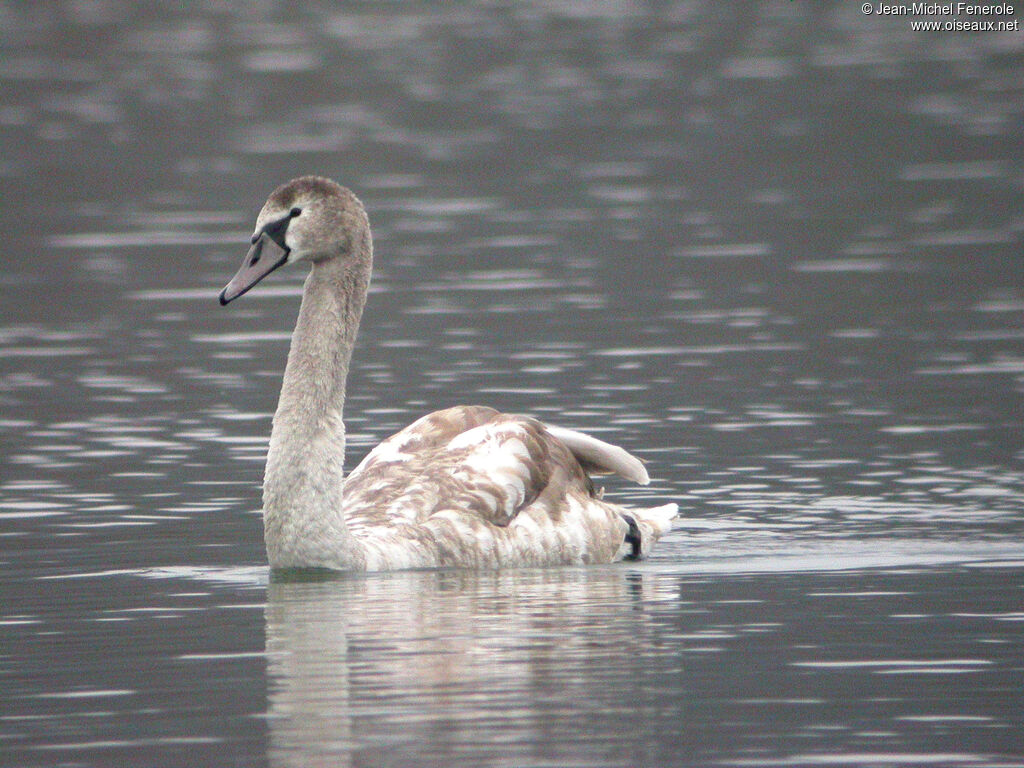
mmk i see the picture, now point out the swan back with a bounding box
[338,406,663,569]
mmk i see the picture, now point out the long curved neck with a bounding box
[262,244,372,569]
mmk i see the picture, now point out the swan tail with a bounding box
[620,503,679,560]
[544,424,650,485]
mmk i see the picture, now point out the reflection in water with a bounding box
[264,569,672,767]
[262,566,1024,767]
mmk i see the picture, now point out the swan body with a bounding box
[220,176,677,571]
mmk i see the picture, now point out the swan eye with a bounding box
[290,207,302,218]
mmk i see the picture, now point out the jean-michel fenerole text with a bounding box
[872,2,1014,14]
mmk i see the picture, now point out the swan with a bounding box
[219,175,678,571]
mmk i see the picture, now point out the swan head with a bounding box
[219,176,369,305]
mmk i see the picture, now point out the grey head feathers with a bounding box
[259,176,371,264]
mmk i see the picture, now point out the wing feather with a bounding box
[543,424,650,485]
[342,406,647,538]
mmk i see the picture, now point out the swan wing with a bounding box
[340,406,674,568]
[543,424,649,484]
[342,406,596,530]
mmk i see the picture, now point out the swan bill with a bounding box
[219,232,290,305]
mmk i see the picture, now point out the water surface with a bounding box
[1,2,1023,766]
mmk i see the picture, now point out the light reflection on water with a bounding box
[2,0,1023,766]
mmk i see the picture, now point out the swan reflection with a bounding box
[264,567,676,767]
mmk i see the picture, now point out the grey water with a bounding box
[1,2,1023,766]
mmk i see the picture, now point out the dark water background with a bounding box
[1,2,1023,766]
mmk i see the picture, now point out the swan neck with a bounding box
[262,247,372,569]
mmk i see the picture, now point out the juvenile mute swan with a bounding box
[220,176,677,570]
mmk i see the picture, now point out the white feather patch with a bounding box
[363,438,413,464]
[450,427,533,520]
